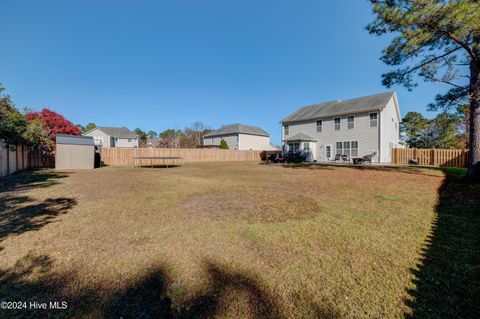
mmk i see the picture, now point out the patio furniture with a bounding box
[332,154,342,163]
[362,151,377,164]
[408,158,418,165]
[352,157,364,165]
[341,154,350,163]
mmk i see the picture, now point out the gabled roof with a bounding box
[284,132,317,142]
[204,123,269,137]
[282,92,396,123]
[84,126,138,139]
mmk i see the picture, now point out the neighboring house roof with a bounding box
[282,92,396,123]
[84,126,138,139]
[56,134,94,146]
[284,132,318,142]
[147,138,161,144]
[204,123,269,137]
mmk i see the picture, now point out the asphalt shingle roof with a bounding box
[284,132,318,142]
[282,92,395,123]
[95,127,138,138]
[204,123,269,137]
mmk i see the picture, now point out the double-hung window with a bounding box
[347,115,355,129]
[334,118,341,131]
[303,142,310,150]
[316,120,322,132]
[351,141,358,156]
[336,142,343,155]
[343,141,351,157]
[369,113,378,127]
[336,141,359,157]
[284,125,289,135]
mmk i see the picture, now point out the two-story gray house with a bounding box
[83,126,139,148]
[281,92,402,163]
[203,123,276,150]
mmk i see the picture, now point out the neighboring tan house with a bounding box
[146,138,161,148]
[281,92,402,163]
[203,123,276,150]
[83,126,139,148]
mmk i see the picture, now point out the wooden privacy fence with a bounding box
[101,147,263,166]
[0,141,29,177]
[0,140,55,177]
[28,147,55,169]
[392,148,468,168]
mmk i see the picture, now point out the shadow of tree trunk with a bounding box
[0,255,341,318]
[405,176,480,318]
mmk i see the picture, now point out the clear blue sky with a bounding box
[1,0,448,145]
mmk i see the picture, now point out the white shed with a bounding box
[55,134,95,169]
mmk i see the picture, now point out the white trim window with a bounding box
[284,125,289,136]
[303,142,310,150]
[343,141,351,156]
[347,115,355,129]
[288,142,300,152]
[334,117,341,131]
[316,120,322,132]
[335,142,343,155]
[351,141,358,156]
[336,140,359,157]
[369,112,378,127]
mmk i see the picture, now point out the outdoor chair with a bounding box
[362,154,373,163]
[341,154,350,163]
[362,151,377,164]
[332,154,342,163]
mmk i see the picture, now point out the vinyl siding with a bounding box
[83,129,138,148]
[56,144,95,169]
[282,111,380,162]
[83,129,112,147]
[203,134,239,149]
[379,97,402,162]
[238,134,275,150]
[114,138,139,148]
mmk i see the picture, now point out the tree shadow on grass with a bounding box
[404,176,480,318]
[0,170,76,242]
[0,169,70,193]
[0,255,341,319]
[0,196,77,242]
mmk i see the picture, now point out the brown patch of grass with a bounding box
[183,190,318,223]
[1,162,474,318]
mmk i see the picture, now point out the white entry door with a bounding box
[325,144,332,161]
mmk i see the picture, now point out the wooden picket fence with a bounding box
[101,147,263,166]
[392,148,468,168]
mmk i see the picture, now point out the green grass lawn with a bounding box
[0,162,478,318]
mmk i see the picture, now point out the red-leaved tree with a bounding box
[26,108,81,152]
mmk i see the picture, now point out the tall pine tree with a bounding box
[368,0,480,180]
